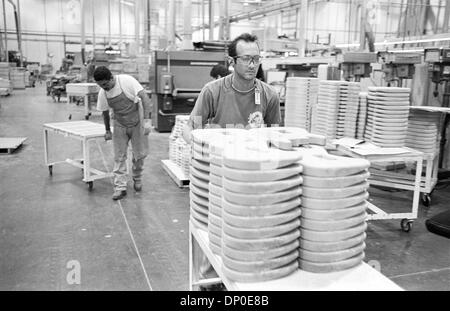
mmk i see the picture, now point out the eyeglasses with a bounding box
[234,55,261,65]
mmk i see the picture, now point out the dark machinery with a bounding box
[423,47,450,238]
[424,47,450,174]
[378,51,422,87]
[151,50,227,132]
[340,52,377,82]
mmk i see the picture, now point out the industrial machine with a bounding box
[424,47,450,175]
[151,50,227,132]
[339,52,377,82]
[378,51,422,87]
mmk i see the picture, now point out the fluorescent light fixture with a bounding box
[336,37,450,49]
[120,0,134,7]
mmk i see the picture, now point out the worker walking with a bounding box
[94,66,152,200]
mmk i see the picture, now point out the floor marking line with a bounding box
[389,267,450,279]
[98,142,153,291]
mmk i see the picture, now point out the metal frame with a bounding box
[43,121,113,188]
[66,90,98,120]
[337,145,424,229]
[188,221,403,291]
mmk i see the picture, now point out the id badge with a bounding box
[255,89,261,105]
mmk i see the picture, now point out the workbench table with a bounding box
[43,121,112,190]
[66,83,100,120]
[189,221,403,291]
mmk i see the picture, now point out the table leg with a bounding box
[85,94,89,120]
[412,156,423,219]
[189,224,194,291]
[43,129,49,166]
[83,138,90,182]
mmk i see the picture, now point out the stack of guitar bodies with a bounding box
[221,144,303,282]
[356,92,368,140]
[311,81,361,140]
[169,115,191,177]
[190,129,247,247]
[189,127,371,280]
[299,153,370,273]
[364,87,411,147]
[405,109,441,155]
[284,77,319,131]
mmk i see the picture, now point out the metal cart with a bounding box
[43,121,112,190]
[336,143,424,232]
[189,221,403,291]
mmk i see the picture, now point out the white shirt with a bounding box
[96,74,144,112]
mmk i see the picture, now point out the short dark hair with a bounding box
[228,33,259,58]
[210,64,229,79]
[93,66,113,81]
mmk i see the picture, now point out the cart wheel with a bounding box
[401,219,413,232]
[87,181,93,190]
[421,193,431,207]
[48,165,53,176]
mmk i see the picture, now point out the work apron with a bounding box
[107,82,148,190]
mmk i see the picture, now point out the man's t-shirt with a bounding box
[188,74,281,129]
[96,74,144,112]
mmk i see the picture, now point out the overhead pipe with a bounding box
[7,0,23,66]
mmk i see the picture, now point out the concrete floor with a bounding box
[0,84,449,291]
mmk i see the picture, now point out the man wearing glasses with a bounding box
[183,33,281,143]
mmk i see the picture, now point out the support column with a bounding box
[218,0,229,40]
[209,0,214,41]
[297,0,308,57]
[92,0,96,51]
[168,0,176,48]
[182,0,193,50]
[81,0,86,64]
[119,0,122,47]
[135,0,140,53]
[17,0,22,66]
[2,0,8,62]
[359,0,367,51]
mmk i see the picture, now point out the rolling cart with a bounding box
[43,121,112,190]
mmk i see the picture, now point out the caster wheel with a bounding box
[401,219,413,232]
[48,165,53,176]
[87,181,93,190]
[421,193,431,207]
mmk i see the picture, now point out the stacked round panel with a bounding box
[405,109,441,154]
[189,129,247,232]
[169,115,190,164]
[190,130,212,231]
[284,77,319,131]
[311,80,342,140]
[207,131,251,255]
[356,92,368,139]
[364,87,411,148]
[339,82,361,139]
[221,146,303,282]
[299,153,370,273]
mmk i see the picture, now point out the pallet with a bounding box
[0,137,27,154]
[161,159,190,188]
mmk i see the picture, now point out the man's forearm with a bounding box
[102,110,111,131]
[138,90,152,119]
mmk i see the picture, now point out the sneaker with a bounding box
[112,190,127,200]
[133,181,142,192]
